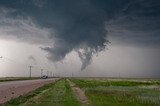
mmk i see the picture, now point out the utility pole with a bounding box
[41,69,43,77]
[29,66,33,78]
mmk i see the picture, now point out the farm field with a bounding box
[71,78,160,106]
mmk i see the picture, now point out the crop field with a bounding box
[71,78,160,106]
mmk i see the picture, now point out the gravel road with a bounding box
[0,78,59,104]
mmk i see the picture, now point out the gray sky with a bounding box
[0,0,160,78]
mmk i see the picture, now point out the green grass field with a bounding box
[71,79,160,106]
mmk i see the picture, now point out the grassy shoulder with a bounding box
[4,79,80,106]
[71,79,160,106]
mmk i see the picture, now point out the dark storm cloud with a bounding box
[0,7,51,45]
[32,0,47,8]
[106,0,160,47]
[0,0,160,69]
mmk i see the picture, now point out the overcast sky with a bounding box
[0,0,160,78]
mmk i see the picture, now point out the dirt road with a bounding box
[68,79,90,106]
[0,78,59,104]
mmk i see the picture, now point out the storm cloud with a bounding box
[0,0,160,70]
[106,0,160,47]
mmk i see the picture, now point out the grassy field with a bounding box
[4,79,80,106]
[71,79,160,106]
